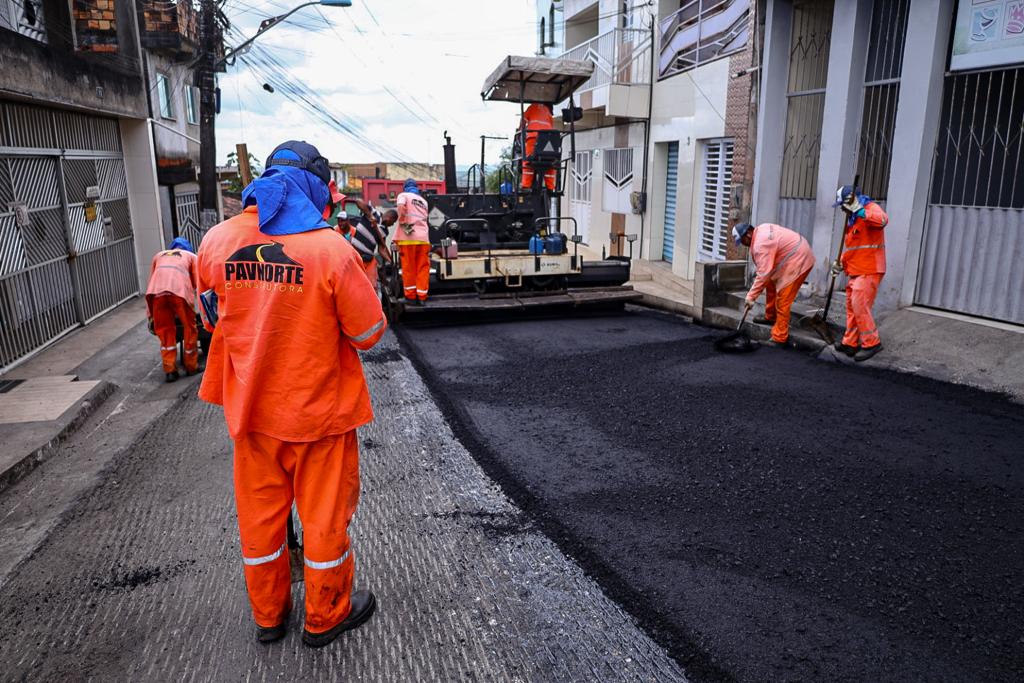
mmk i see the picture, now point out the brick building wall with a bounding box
[722,4,761,260]
[73,0,118,53]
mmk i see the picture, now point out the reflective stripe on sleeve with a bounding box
[348,318,384,343]
[242,543,285,566]
[304,547,352,570]
[845,243,884,251]
[160,346,177,351]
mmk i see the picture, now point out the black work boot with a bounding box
[753,315,775,325]
[165,370,179,383]
[256,601,292,644]
[833,342,858,357]
[302,590,377,648]
[854,344,883,362]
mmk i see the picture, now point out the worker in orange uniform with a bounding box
[734,222,815,346]
[145,237,199,382]
[196,141,385,647]
[519,102,556,191]
[832,184,888,362]
[395,179,430,304]
[324,182,390,290]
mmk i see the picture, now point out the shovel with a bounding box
[714,307,760,353]
[808,174,859,345]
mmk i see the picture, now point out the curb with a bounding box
[0,380,115,496]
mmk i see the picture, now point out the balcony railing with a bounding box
[562,28,652,93]
[659,0,749,79]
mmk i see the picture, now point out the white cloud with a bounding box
[216,0,537,170]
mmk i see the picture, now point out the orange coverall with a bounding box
[145,248,198,374]
[745,224,815,343]
[395,191,430,301]
[197,207,386,633]
[520,103,556,191]
[840,202,888,349]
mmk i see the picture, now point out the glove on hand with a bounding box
[841,194,863,215]
[147,318,155,335]
[830,260,843,276]
[743,299,755,313]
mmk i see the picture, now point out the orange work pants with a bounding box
[521,163,556,191]
[233,430,360,633]
[150,293,197,373]
[398,243,430,301]
[842,273,883,348]
[764,268,812,343]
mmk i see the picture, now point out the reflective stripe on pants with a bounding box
[150,293,197,373]
[842,273,883,348]
[398,243,430,301]
[233,430,361,632]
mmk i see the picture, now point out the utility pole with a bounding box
[198,0,219,226]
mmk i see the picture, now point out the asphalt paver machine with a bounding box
[379,56,641,321]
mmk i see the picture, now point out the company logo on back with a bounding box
[224,242,305,293]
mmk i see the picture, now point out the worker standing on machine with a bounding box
[395,179,430,304]
[735,223,815,346]
[519,102,556,191]
[145,237,199,382]
[832,184,888,362]
[196,140,385,648]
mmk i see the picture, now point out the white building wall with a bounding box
[646,58,729,280]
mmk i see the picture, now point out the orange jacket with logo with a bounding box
[196,207,386,441]
[841,202,888,276]
[145,248,197,315]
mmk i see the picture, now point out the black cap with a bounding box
[265,140,331,186]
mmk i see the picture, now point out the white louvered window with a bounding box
[570,150,592,203]
[700,139,734,260]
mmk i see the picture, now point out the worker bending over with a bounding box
[145,237,199,382]
[833,184,888,362]
[734,223,815,346]
[395,179,430,304]
[197,140,385,647]
[519,102,555,191]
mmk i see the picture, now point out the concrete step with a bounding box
[722,289,846,336]
[630,260,693,296]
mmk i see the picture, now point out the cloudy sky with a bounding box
[216,0,537,169]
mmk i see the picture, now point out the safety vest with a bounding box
[395,192,429,244]
[841,201,888,276]
[195,207,386,441]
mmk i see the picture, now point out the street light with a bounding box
[214,0,353,70]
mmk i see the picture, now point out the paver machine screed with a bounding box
[379,56,641,322]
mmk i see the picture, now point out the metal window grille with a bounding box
[658,0,751,79]
[700,139,734,260]
[930,67,1024,209]
[602,147,635,214]
[854,0,910,200]
[570,151,592,204]
[779,0,833,200]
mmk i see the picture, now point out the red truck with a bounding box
[361,178,445,208]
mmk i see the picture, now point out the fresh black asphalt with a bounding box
[397,308,1024,683]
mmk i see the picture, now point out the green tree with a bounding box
[485,146,514,193]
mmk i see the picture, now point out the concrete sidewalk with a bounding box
[0,332,688,681]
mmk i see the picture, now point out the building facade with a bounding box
[0,0,164,370]
[138,0,204,249]
[542,0,757,281]
[753,0,1023,326]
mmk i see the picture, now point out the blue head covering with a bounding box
[169,237,194,253]
[403,178,420,194]
[241,152,330,236]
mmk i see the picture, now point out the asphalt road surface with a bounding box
[398,308,1024,683]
